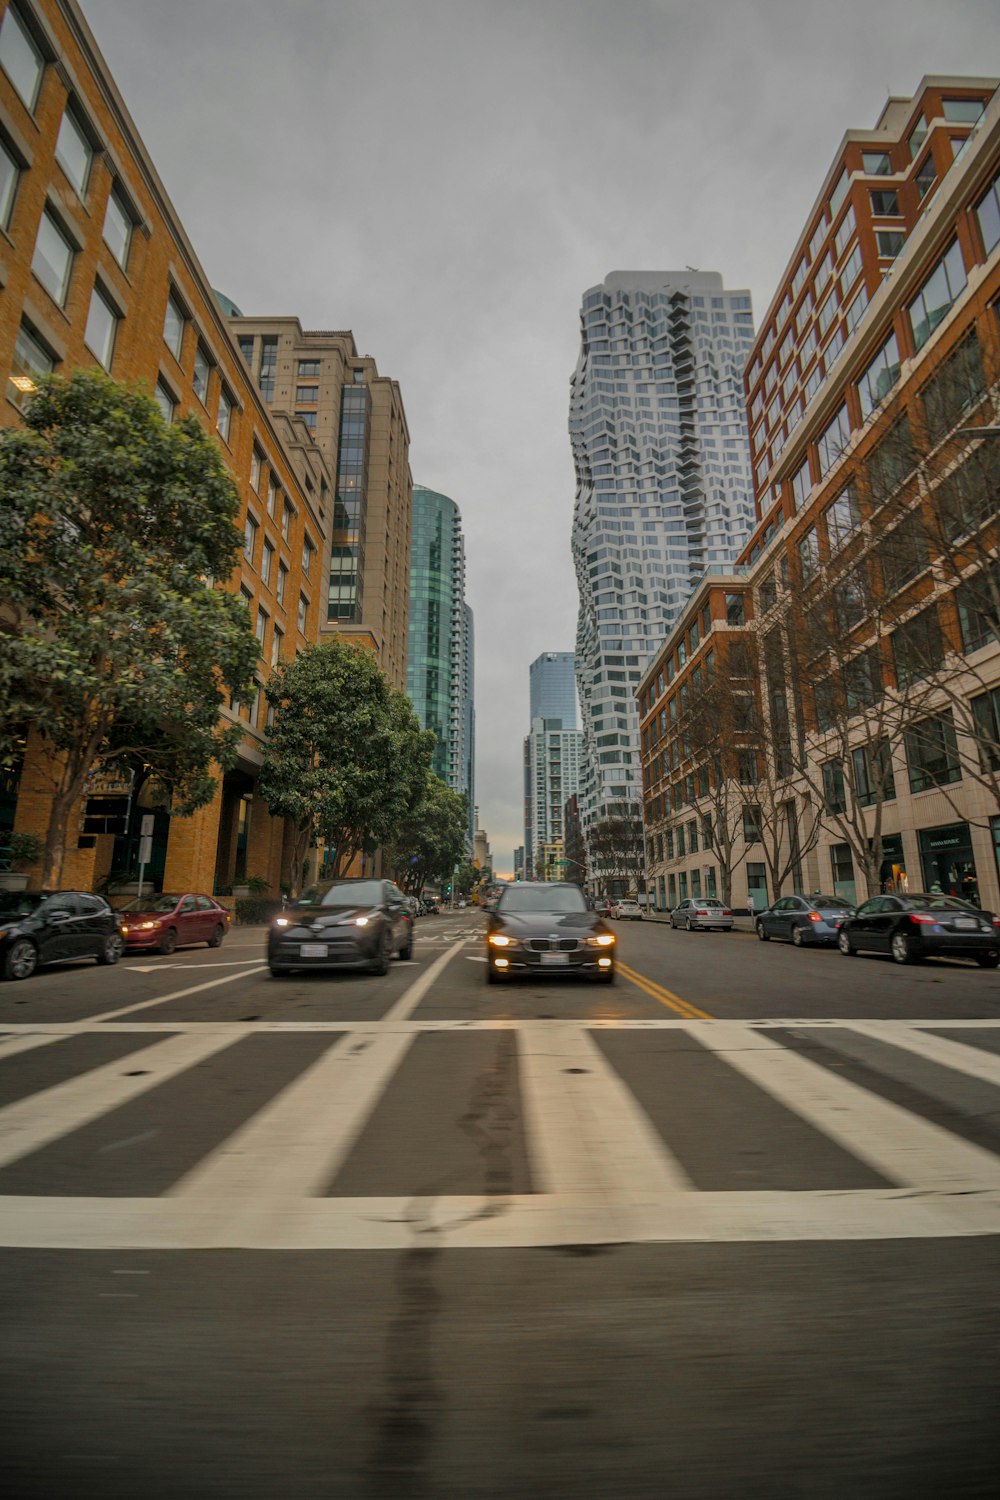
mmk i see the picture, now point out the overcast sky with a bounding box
[82,0,998,873]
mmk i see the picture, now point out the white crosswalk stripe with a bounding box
[2,1018,1000,1248]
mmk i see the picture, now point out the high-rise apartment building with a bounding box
[523,717,584,879]
[570,270,756,861]
[407,485,475,846]
[529,651,577,728]
[226,318,412,691]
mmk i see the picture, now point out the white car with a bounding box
[612,899,643,920]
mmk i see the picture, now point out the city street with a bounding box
[2,910,1000,1497]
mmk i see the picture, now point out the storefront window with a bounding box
[746,863,768,912]
[878,833,908,894]
[830,843,857,904]
[918,823,979,905]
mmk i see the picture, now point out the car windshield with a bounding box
[900,894,980,913]
[498,885,587,914]
[296,880,384,909]
[0,891,48,917]
[118,894,182,912]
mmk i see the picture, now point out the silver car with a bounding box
[670,898,734,931]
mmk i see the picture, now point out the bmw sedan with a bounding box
[755,894,854,947]
[839,892,1000,967]
[670,898,735,931]
[267,878,414,977]
[485,882,616,984]
[0,890,124,981]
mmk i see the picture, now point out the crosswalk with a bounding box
[2,1017,1000,1250]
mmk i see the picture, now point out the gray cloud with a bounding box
[83,0,999,870]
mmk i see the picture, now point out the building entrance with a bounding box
[918,823,980,906]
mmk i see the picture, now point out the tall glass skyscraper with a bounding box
[407,485,475,851]
[570,271,756,851]
[529,652,577,729]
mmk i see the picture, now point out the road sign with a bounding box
[140,814,155,837]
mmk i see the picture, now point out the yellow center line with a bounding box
[616,961,713,1020]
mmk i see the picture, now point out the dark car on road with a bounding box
[485,881,616,984]
[839,892,1000,967]
[267,877,414,977]
[0,890,124,981]
[117,892,231,954]
[756,894,854,947]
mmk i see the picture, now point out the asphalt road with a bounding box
[2,910,1000,1498]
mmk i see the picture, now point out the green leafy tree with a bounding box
[385,774,468,895]
[0,371,258,887]
[452,861,478,898]
[259,639,434,892]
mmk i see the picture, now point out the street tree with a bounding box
[0,371,258,888]
[259,639,434,891]
[385,774,468,895]
[588,801,646,895]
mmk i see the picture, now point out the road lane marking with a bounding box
[381,939,468,1023]
[0,1031,239,1169]
[82,966,270,1024]
[843,1022,1000,1087]
[617,961,711,1019]
[518,1022,691,1200]
[693,1020,1000,1190]
[0,1031,71,1059]
[171,1029,416,1206]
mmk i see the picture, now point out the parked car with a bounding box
[839,892,1000,967]
[424,897,440,916]
[612,899,643,921]
[117,892,231,954]
[267,877,414,976]
[591,897,613,916]
[755,894,854,947]
[670,898,734,931]
[0,890,124,981]
[485,881,615,984]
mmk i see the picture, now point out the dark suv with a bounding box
[267,878,414,977]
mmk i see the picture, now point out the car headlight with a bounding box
[488,933,512,947]
[587,933,615,946]
[138,920,159,930]
[274,917,290,927]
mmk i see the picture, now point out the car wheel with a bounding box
[976,954,1000,969]
[791,925,805,948]
[368,930,392,976]
[838,931,855,955]
[756,922,769,942]
[208,924,225,949]
[3,938,38,981]
[685,917,694,932]
[159,927,178,956]
[96,932,124,966]
[891,932,916,965]
[399,930,414,960]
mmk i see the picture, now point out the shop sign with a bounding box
[918,823,969,853]
[879,833,904,860]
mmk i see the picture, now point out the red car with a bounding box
[117,893,231,954]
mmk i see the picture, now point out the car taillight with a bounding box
[722,909,733,917]
[992,917,1000,929]
[808,912,822,921]
[696,909,709,916]
[909,914,936,925]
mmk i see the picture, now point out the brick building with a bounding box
[0,0,342,895]
[640,77,1000,915]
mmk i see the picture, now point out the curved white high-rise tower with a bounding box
[570,271,756,873]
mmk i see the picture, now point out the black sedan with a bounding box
[839,892,1000,967]
[485,882,616,984]
[267,877,414,977]
[756,893,854,947]
[0,890,124,981]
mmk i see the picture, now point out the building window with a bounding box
[870,189,899,217]
[217,385,233,442]
[742,806,762,843]
[908,116,928,160]
[55,105,92,197]
[970,688,1000,772]
[163,293,186,359]
[0,3,44,110]
[298,360,320,377]
[840,242,862,292]
[915,154,937,201]
[974,169,1000,256]
[7,319,54,407]
[276,562,288,605]
[891,606,944,689]
[862,150,892,176]
[243,514,258,565]
[942,98,984,123]
[822,759,847,814]
[296,409,317,430]
[281,501,293,541]
[237,335,254,370]
[791,259,807,296]
[295,385,318,402]
[906,713,962,793]
[255,606,267,646]
[725,593,744,626]
[828,168,849,217]
[297,594,308,633]
[259,335,277,401]
[302,537,314,576]
[858,333,901,421]
[102,186,133,269]
[956,566,998,655]
[266,479,278,518]
[193,344,211,403]
[817,292,838,335]
[817,404,851,477]
[920,329,985,446]
[876,231,906,260]
[824,484,860,551]
[852,742,895,807]
[830,843,855,896]
[250,447,263,492]
[834,208,856,260]
[83,284,117,371]
[31,209,74,306]
[907,240,967,351]
[0,135,19,230]
[844,283,869,333]
[154,380,175,424]
[866,414,915,505]
[271,625,283,667]
[798,528,819,580]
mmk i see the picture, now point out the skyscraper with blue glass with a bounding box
[529,652,577,729]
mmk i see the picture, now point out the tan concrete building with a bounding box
[227,318,412,692]
[0,0,333,897]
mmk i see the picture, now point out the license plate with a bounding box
[951,918,976,929]
[300,943,329,958]
[540,952,569,966]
